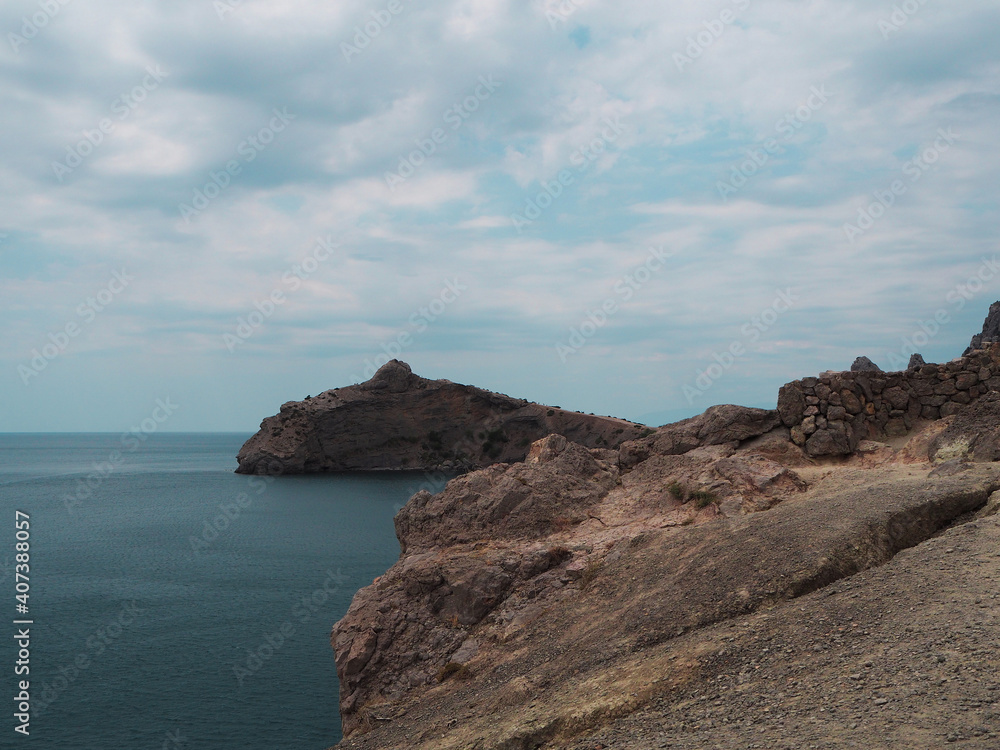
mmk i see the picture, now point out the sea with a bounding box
[0,433,425,750]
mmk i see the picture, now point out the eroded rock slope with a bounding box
[236,360,647,474]
[329,346,1000,749]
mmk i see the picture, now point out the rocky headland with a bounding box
[235,360,648,474]
[301,312,1000,749]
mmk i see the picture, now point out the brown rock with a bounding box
[777,383,807,427]
[395,437,616,551]
[882,386,910,411]
[841,390,862,415]
[956,372,979,390]
[930,392,1000,462]
[235,360,647,474]
[805,428,851,456]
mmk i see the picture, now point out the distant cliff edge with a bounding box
[235,360,649,474]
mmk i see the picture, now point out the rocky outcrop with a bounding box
[326,304,1000,749]
[332,418,1000,747]
[929,391,1000,462]
[332,419,814,738]
[851,355,882,372]
[235,360,648,474]
[964,300,1000,355]
[777,343,1000,457]
[618,404,782,469]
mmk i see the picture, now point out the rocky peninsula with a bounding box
[289,310,1000,749]
[235,360,648,474]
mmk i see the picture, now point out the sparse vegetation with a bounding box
[690,489,718,509]
[547,409,555,417]
[579,558,604,589]
[436,662,470,682]
[552,515,574,532]
[547,545,571,563]
[640,428,655,438]
[667,481,686,500]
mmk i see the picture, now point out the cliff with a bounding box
[235,360,648,474]
[327,315,1000,749]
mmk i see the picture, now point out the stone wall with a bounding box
[776,344,1000,457]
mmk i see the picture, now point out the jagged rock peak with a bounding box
[851,356,882,373]
[964,301,1000,356]
[361,359,418,392]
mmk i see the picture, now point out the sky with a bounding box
[1,0,999,433]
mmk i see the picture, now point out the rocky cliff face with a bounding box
[235,360,648,474]
[326,306,1000,750]
[331,406,807,738]
[965,300,1000,355]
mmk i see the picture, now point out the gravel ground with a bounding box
[568,512,1000,750]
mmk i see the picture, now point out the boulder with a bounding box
[777,383,807,427]
[929,392,1000,462]
[851,356,882,373]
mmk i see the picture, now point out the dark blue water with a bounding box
[0,434,421,749]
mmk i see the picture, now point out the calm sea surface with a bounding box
[0,433,420,749]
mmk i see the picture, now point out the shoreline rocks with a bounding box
[235,360,649,474]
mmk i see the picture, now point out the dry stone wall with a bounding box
[777,344,1000,457]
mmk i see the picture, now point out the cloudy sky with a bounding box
[2,0,999,432]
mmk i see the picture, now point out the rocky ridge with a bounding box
[235,360,648,474]
[325,314,1000,750]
